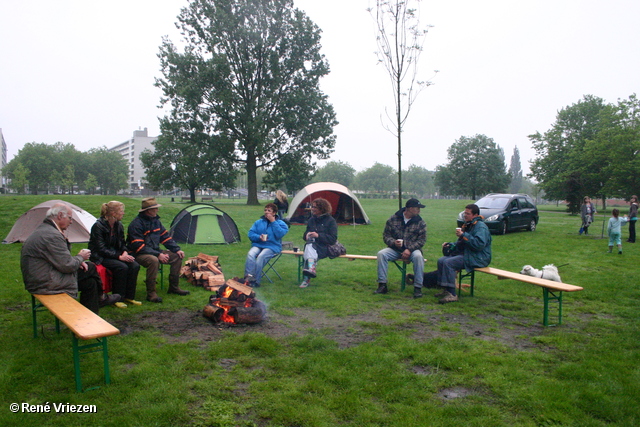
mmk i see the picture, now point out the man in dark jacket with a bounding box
[21,202,118,313]
[435,203,492,304]
[375,198,427,298]
[127,198,189,303]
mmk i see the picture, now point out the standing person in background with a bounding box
[299,198,337,288]
[274,190,289,219]
[89,201,141,308]
[607,209,628,254]
[244,203,289,287]
[580,196,597,235]
[627,195,638,243]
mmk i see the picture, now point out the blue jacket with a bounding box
[248,215,289,253]
[460,215,492,272]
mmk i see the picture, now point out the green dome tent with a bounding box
[169,204,241,244]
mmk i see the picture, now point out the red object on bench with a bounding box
[95,264,113,293]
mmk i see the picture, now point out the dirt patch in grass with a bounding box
[117,304,552,351]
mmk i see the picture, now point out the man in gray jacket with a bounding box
[21,202,118,313]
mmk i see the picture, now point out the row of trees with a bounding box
[2,143,128,195]
[530,94,639,212]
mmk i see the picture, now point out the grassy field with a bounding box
[0,195,638,426]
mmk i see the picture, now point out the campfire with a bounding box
[203,278,267,325]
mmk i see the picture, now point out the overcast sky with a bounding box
[2,0,639,175]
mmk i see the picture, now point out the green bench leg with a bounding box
[72,335,112,392]
[159,263,164,290]
[391,261,408,291]
[543,288,563,327]
[457,270,476,298]
[297,255,304,283]
[32,295,60,338]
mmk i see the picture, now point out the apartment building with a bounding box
[110,128,157,191]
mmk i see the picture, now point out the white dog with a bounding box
[520,264,562,282]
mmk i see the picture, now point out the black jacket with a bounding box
[89,217,128,265]
[303,213,338,259]
[127,213,180,256]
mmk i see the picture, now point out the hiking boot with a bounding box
[406,274,415,286]
[413,287,423,299]
[124,298,142,306]
[99,293,121,307]
[439,293,459,304]
[434,289,449,298]
[168,285,190,296]
[299,278,311,288]
[146,292,163,303]
[374,283,388,294]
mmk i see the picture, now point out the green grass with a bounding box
[0,195,639,426]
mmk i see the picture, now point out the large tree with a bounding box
[434,134,509,199]
[140,116,237,202]
[529,95,613,212]
[354,162,396,194]
[156,0,337,205]
[85,148,129,195]
[402,164,434,198]
[508,146,523,194]
[370,0,435,209]
[312,160,356,187]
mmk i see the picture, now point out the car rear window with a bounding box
[476,197,510,209]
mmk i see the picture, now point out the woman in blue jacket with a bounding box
[244,203,289,287]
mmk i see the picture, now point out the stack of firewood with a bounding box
[180,253,225,291]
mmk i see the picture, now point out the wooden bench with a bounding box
[201,196,213,202]
[181,196,191,201]
[458,267,583,327]
[31,293,120,392]
[281,250,426,291]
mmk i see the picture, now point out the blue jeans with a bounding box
[244,246,277,285]
[377,247,424,286]
[437,255,465,295]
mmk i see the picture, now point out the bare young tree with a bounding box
[369,0,436,209]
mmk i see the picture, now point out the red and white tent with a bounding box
[3,200,97,244]
[286,182,370,225]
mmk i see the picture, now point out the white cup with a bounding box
[396,239,403,246]
[260,234,268,242]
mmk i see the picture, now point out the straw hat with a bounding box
[139,197,162,212]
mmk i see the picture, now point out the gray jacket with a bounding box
[21,219,84,297]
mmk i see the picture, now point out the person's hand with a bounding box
[265,211,275,222]
[455,228,463,237]
[158,253,169,263]
[395,239,403,249]
[307,232,319,239]
[401,249,411,261]
[176,250,185,259]
[441,242,449,248]
[78,249,91,260]
[119,251,135,262]
[79,262,88,271]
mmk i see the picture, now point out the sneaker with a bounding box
[434,289,449,298]
[413,287,423,299]
[299,278,310,288]
[374,284,388,294]
[113,302,128,309]
[124,298,142,306]
[439,293,459,304]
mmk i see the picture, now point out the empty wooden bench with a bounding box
[281,250,426,291]
[31,293,120,392]
[457,267,583,326]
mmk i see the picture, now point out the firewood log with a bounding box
[229,300,266,324]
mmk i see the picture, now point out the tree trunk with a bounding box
[246,151,259,205]
[189,186,196,203]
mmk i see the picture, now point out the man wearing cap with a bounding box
[375,198,427,298]
[127,198,189,302]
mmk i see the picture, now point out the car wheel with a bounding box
[529,219,537,232]
[500,220,508,235]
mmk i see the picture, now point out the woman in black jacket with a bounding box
[300,198,337,288]
[89,201,141,307]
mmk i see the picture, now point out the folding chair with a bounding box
[260,253,283,284]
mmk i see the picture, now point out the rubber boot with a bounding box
[303,259,317,278]
[146,280,163,303]
[168,283,190,296]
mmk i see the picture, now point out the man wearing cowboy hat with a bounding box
[127,197,189,302]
